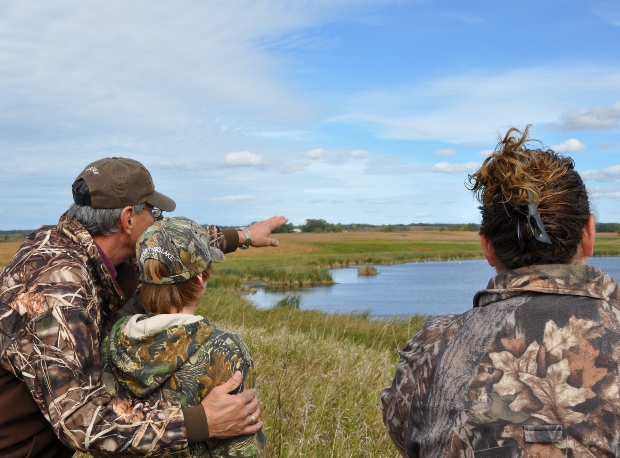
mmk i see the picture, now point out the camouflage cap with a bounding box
[137,217,225,284]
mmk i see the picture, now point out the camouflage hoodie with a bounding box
[381,264,620,458]
[0,214,232,457]
[100,313,266,458]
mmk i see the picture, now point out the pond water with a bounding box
[245,257,620,318]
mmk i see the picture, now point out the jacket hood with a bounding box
[105,314,216,397]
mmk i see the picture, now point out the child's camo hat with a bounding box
[137,216,225,284]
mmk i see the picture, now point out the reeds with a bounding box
[358,264,378,276]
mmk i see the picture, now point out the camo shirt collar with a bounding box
[474,264,620,310]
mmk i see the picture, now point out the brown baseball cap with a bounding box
[73,157,176,211]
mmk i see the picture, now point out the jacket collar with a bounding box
[474,264,620,310]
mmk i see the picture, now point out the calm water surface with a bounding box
[246,257,620,317]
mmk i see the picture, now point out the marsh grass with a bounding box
[358,264,378,276]
[214,236,487,288]
[195,289,421,457]
[273,293,302,309]
[73,290,418,458]
[210,232,620,288]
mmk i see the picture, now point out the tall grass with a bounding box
[195,289,424,458]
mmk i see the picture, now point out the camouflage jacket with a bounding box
[0,214,230,457]
[100,314,266,458]
[381,264,620,458]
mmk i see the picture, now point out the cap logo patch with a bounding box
[84,166,99,174]
[140,246,175,263]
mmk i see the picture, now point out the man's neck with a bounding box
[92,233,133,266]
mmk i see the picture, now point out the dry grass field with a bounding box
[226,230,482,258]
[0,241,21,268]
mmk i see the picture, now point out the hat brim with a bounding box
[146,191,176,212]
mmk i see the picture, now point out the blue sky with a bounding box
[1,0,620,230]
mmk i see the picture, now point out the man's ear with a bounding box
[481,234,499,267]
[118,206,135,235]
[580,214,596,258]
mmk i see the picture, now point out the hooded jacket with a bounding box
[0,213,239,457]
[101,313,266,458]
[381,264,620,458]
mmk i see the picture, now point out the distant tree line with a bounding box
[224,220,620,235]
[596,223,620,233]
[5,221,620,242]
[0,230,32,242]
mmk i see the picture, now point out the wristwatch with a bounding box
[236,227,252,249]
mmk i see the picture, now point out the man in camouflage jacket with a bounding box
[0,158,285,457]
[381,264,620,457]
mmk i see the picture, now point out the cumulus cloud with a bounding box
[435,148,456,156]
[550,138,586,153]
[306,148,329,159]
[212,195,256,203]
[431,161,480,173]
[349,149,370,158]
[553,101,620,131]
[581,164,620,181]
[220,151,268,168]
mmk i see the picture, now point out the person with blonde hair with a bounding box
[101,216,266,458]
[382,126,620,457]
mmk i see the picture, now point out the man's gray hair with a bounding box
[67,203,146,236]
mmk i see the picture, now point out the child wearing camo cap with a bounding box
[100,217,266,458]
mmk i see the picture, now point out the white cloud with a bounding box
[553,101,620,131]
[212,195,256,203]
[478,149,494,157]
[349,149,370,158]
[306,148,329,159]
[550,138,586,153]
[279,162,308,173]
[581,164,620,181]
[435,148,456,156]
[333,65,620,143]
[221,151,268,168]
[593,190,620,198]
[431,161,480,173]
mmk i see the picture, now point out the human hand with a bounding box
[201,371,263,438]
[241,216,288,248]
